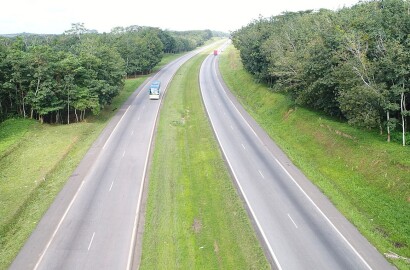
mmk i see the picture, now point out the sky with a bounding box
[1,0,362,35]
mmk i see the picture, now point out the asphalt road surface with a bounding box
[10,45,212,270]
[199,45,394,270]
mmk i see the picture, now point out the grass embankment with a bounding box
[0,77,146,269]
[140,49,269,269]
[219,45,410,269]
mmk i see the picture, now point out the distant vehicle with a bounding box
[149,80,161,100]
[213,50,218,56]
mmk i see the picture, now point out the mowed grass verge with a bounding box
[0,77,146,270]
[219,45,410,269]
[140,50,270,269]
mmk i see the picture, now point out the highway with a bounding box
[199,46,394,269]
[10,45,210,270]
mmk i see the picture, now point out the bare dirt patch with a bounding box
[192,218,202,234]
[283,108,294,120]
[320,124,356,141]
[214,241,219,253]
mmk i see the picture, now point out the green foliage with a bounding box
[112,27,163,76]
[0,25,215,124]
[232,16,273,82]
[338,85,383,128]
[231,0,410,142]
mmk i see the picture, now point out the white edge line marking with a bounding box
[34,180,85,270]
[126,122,154,269]
[127,45,217,269]
[34,79,149,269]
[88,232,96,251]
[126,44,213,269]
[109,181,114,192]
[205,100,283,270]
[103,105,131,150]
[200,57,283,270]
[125,45,208,269]
[287,214,298,229]
[211,57,373,270]
[275,159,372,269]
[126,142,150,269]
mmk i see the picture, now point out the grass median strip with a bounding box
[140,50,269,269]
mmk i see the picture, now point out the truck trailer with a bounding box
[149,81,161,100]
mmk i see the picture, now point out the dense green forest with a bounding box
[0,23,218,124]
[231,0,410,145]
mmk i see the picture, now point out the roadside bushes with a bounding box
[231,0,410,144]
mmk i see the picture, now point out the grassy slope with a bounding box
[140,48,269,269]
[0,77,146,269]
[219,45,410,269]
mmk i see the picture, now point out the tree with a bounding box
[0,39,10,119]
[78,42,125,108]
[158,30,176,53]
[231,0,410,144]
[3,38,30,118]
[64,23,90,40]
[25,45,54,120]
[232,16,272,82]
[57,54,83,124]
[0,24,213,125]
